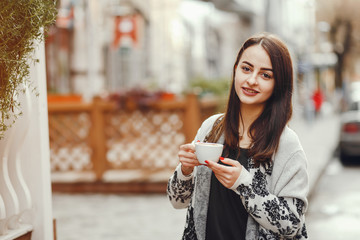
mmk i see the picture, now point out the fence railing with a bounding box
[0,40,55,240]
[0,87,34,239]
[49,94,220,193]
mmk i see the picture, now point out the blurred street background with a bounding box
[52,112,343,240]
[45,0,360,239]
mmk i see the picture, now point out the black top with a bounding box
[205,148,249,240]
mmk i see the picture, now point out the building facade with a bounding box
[46,0,326,106]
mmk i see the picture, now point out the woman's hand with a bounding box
[205,157,242,188]
[178,143,201,175]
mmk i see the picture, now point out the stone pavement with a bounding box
[52,112,340,240]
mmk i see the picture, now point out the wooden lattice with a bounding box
[48,95,219,185]
[104,109,185,170]
[48,112,93,171]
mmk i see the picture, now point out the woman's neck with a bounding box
[238,103,264,148]
[239,103,264,129]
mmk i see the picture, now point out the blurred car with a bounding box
[339,100,360,163]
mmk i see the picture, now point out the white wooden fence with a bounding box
[0,41,54,239]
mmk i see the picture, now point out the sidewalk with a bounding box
[52,112,340,240]
[289,111,340,195]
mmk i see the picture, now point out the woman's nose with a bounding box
[246,73,258,86]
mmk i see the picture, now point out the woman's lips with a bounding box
[242,87,259,96]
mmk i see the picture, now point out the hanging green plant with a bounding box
[0,0,57,139]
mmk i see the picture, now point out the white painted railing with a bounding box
[0,85,31,237]
[0,40,54,239]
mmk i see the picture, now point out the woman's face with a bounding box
[234,45,275,109]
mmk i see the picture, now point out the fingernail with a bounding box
[197,140,200,142]
[220,157,224,161]
[205,160,209,164]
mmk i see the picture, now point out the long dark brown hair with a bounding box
[206,33,293,164]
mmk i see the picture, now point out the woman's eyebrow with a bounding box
[242,60,273,72]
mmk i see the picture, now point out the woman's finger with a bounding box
[206,158,242,188]
[178,143,201,168]
[179,143,195,152]
[179,156,197,165]
[220,157,240,168]
[178,149,196,159]
[179,155,202,167]
[206,160,229,173]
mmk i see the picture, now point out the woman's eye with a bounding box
[262,72,272,79]
[241,66,250,72]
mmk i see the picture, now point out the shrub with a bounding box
[0,0,57,139]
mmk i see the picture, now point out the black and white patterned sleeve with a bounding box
[230,150,308,239]
[167,164,195,209]
[167,114,223,209]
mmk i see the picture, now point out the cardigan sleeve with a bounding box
[167,164,195,209]
[167,114,223,209]
[230,150,308,238]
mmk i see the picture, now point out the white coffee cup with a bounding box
[195,142,223,164]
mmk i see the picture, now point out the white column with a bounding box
[85,0,105,99]
[72,0,105,101]
[20,38,54,240]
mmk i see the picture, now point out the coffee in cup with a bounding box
[195,142,223,164]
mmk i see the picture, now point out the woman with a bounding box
[167,33,309,239]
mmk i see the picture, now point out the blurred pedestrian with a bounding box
[312,87,324,116]
[167,33,309,240]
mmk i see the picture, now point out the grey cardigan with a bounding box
[167,114,309,239]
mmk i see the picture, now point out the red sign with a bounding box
[112,15,137,49]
